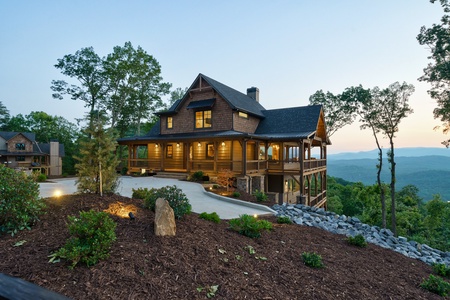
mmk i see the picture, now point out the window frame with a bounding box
[166,144,173,158]
[15,143,26,150]
[167,116,173,129]
[195,110,212,129]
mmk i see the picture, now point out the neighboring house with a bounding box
[118,74,330,208]
[0,132,65,176]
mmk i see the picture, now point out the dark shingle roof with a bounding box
[200,74,266,118]
[0,131,35,142]
[255,105,322,138]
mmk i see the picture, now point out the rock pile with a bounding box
[273,203,450,266]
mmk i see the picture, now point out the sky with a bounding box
[0,1,448,154]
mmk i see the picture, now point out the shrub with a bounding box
[302,252,324,268]
[32,172,47,182]
[52,210,116,268]
[137,185,191,219]
[432,263,450,278]
[190,170,204,182]
[253,189,268,202]
[229,214,272,238]
[420,274,450,296]
[277,216,293,224]
[199,212,221,224]
[232,191,241,198]
[0,165,45,236]
[347,234,367,247]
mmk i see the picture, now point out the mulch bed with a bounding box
[0,194,446,299]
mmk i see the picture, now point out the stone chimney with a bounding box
[247,87,259,102]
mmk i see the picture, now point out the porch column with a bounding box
[160,143,165,171]
[242,139,247,175]
[214,141,218,173]
[186,142,191,173]
[299,140,304,201]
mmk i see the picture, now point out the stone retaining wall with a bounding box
[273,203,450,266]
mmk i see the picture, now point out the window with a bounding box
[166,145,173,158]
[238,111,248,119]
[207,144,215,158]
[195,110,212,128]
[15,143,25,150]
[16,156,25,161]
[167,116,173,129]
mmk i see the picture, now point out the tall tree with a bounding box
[309,90,356,137]
[373,82,415,235]
[417,1,450,146]
[342,86,390,228]
[51,47,108,126]
[168,87,188,106]
[75,115,119,194]
[0,101,10,130]
[103,42,171,136]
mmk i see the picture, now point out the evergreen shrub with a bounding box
[53,210,116,268]
[0,165,45,236]
[229,214,272,238]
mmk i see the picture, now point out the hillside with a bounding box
[0,194,444,299]
[327,153,450,201]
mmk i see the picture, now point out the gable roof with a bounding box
[200,74,266,117]
[0,131,35,142]
[254,105,323,140]
[158,74,266,118]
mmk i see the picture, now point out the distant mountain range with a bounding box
[327,148,450,201]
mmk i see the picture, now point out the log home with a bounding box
[118,74,330,208]
[0,132,64,176]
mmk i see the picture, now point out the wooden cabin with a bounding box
[118,74,330,208]
[0,132,64,176]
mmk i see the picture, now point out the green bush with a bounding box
[53,210,116,268]
[232,191,241,198]
[229,214,272,238]
[0,165,45,236]
[32,172,47,182]
[253,189,268,202]
[420,274,450,296]
[302,252,324,268]
[277,216,293,224]
[136,185,191,219]
[432,263,450,278]
[347,234,367,247]
[199,212,221,224]
[190,170,204,182]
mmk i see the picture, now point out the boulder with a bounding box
[154,198,176,236]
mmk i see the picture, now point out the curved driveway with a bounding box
[39,176,275,219]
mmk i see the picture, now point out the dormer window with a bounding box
[167,116,173,129]
[195,110,212,128]
[15,143,25,150]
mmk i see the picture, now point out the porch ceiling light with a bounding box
[155,143,159,148]
[221,142,225,147]
[177,143,180,147]
[198,142,201,147]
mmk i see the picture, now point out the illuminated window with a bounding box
[238,111,248,119]
[166,145,173,158]
[167,117,173,129]
[15,143,25,150]
[195,110,212,128]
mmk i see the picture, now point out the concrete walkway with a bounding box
[39,176,275,219]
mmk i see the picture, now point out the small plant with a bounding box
[212,184,219,189]
[253,189,268,202]
[347,234,367,247]
[432,263,450,278]
[199,212,221,223]
[197,285,219,298]
[302,252,324,268]
[32,172,47,182]
[136,185,191,219]
[190,170,204,182]
[420,274,450,296]
[229,214,272,238]
[50,210,116,268]
[277,216,293,224]
[232,191,241,198]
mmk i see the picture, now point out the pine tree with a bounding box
[75,117,119,194]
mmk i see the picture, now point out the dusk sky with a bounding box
[0,1,448,154]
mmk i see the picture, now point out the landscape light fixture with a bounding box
[128,212,135,220]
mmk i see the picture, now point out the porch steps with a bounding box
[154,172,188,181]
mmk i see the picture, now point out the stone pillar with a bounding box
[251,175,265,193]
[237,176,249,193]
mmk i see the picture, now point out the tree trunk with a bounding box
[389,136,396,236]
[370,125,386,228]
